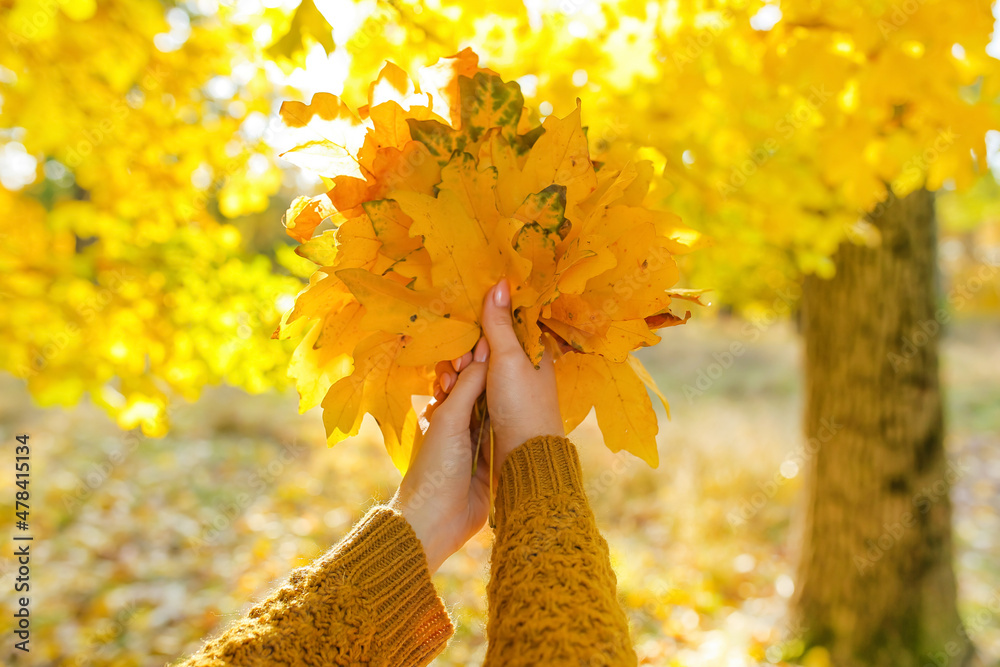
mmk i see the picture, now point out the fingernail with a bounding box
[474,338,489,362]
[451,356,462,371]
[441,374,453,392]
[494,279,510,307]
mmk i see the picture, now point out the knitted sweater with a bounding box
[176,435,637,666]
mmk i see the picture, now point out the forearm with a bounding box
[485,435,637,666]
[176,506,453,667]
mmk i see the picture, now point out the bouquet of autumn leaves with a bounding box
[274,49,701,471]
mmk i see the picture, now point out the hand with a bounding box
[480,278,565,482]
[390,338,492,574]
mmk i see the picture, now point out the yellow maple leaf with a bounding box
[278,51,700,469]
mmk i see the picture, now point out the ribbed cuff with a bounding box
[494,435,584,531]
[329,506,454,666]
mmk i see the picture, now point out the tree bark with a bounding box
[793,187,975,667]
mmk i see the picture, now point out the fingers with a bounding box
[481,279,524,359]
[433,357,489,432]
[434,360,455,395]
[437,348,477,397]
[473,336,490,362]
[451,350,473,372]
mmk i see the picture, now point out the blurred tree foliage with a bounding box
[336,0,998,306]
[0,0,334,434]
[1,0,998,664]
[2,0,995,433]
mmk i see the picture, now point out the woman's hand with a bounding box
[390,338,492,574]
[479,278,564,481]
[390,278,564,572]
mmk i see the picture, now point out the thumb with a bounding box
[481,279,522,358]
[432,358,487,432]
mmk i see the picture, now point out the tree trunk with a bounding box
[793,187,975,667]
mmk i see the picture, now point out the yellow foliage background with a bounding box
[1,0,999,664]
[2,0,998,433]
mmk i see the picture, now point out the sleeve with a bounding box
[176,506,454,667]
[484,435,637,666]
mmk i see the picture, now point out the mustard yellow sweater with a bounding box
[177,435,637,666]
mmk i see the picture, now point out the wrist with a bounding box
[389,491,449,575]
